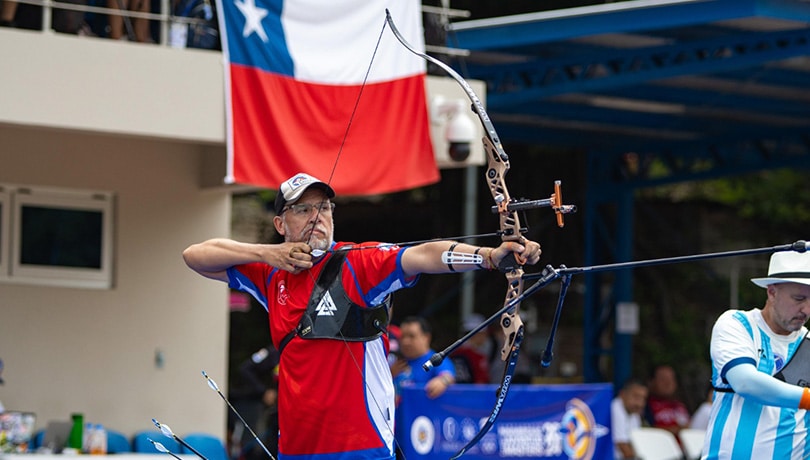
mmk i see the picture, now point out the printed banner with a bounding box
[397,383,613,460]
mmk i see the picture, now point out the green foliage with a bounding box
[648,169,810,237]
[707,170,810,230]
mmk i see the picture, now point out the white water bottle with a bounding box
[89,424,107,455]
[82,423,93,453]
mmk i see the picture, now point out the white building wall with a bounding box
[0,27,232,439]
[0,125,231,439]
[0,28,225,142]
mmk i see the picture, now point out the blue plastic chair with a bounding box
[106,429,132,453]
[30,429,46,450]
[181,433,228,460]
[133,430,182,454]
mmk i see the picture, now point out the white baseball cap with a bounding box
[274,173,335,214]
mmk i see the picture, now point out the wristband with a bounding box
[486,248,497,271]
[800,387,810,410]
[446,243,459,272]
[474,247,485,270]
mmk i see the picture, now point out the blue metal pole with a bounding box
[613,189,634,388]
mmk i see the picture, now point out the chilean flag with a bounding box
[217,0,440,195]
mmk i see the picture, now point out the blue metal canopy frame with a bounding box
[443,0,810,386]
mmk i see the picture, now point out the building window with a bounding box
[1,184,115,289]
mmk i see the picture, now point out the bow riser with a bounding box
[483,128,528,362]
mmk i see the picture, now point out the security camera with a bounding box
[445,110,476,162]
[431,96,478,163]
[448,141,471,162]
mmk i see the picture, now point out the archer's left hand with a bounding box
[490,239,541,269]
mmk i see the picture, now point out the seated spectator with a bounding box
[611,378,648,460]
[645,364,690,435]
[391,316,455,403]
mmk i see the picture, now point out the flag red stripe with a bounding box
[230,64,439,194]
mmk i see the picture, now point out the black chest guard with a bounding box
[278,250,390,355]
[775,331,810,387]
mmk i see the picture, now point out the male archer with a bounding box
[705,251,810,459]
[183,172,542,460]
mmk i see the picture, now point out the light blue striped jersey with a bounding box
[704,309,810,460]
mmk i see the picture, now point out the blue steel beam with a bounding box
[711,67,810,88]
[494,116,810,153]
[449,0,810,51]
[601,83,810,116]
[464,28,810,106]
[504,100,810,136]
[584,140,810,189]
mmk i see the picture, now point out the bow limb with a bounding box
[386,10,526,457]
[449,325,523,460]
[384,9,507,166]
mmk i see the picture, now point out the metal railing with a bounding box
[5,1,468,52]
[9,0,214,47]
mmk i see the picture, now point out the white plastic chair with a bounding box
[679,428,706,459]
[630,427,684,460]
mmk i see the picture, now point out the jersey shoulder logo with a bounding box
[277,280,288,305]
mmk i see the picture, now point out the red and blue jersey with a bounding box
[227,241,417,460]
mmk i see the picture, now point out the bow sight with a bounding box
[490,180,577,228]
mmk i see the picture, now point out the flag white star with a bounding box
[234,0,269,42]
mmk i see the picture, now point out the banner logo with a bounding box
[559,398,608,460]
[410,416,435,455]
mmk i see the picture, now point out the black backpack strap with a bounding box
[277,329,297,356]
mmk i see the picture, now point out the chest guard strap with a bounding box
[278,250,390,355]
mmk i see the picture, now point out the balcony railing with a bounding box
[3,0,220,49]
[1,0,468,54]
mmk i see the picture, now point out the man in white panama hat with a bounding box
[703,250,810,460]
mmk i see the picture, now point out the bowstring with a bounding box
[323,16,386,188]
[301,0,386,251]
[295,14,407,460]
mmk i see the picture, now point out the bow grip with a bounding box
[498,252,524,272]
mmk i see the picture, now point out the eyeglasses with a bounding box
[281,201,335,217]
